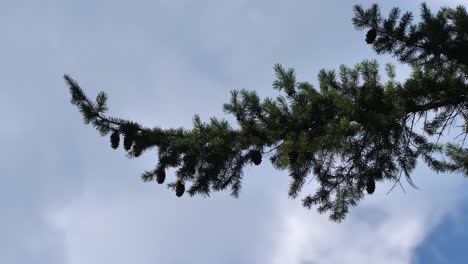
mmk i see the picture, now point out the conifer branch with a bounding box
[67,3,468,222]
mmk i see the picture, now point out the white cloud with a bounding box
[47,177,283,264]
[271,166,468,264]
[47,163,468,264]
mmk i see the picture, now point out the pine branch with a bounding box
[66,3,468,222]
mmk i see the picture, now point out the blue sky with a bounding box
[1,0,467,263]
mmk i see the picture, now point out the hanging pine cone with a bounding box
[110,131,120,149]
[133,147,142,157]
[250,150,262,165]
[288,151,298,164]
[189,167,196,175]
[123,133,134,151]
[366,28,377,44]
[132,135,143,157]
[366,177,376,194]
[175,181,185,197]
[156,168,166,184]
[286,88,296,97]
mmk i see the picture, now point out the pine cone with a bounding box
[132,134,144,157]
[133,147,142,157]
[366,28,377,44]
[250,150,262,165]
[156,168,166,184]
[123,133,134,151]
[286,88,296,97]
[175,181,185,197]
[366,177,376,194]
[189,167,196,175]
[288,151,298,164]
[110,131,120,149]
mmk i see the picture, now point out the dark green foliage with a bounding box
[66,3,468,222]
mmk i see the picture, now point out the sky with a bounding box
[1,0,468,263]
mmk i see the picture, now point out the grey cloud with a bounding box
[1,0,467,263]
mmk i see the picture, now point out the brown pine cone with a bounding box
[110,131,120,149]
[175,181,185,197]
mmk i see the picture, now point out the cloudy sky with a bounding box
[2,0,468,263]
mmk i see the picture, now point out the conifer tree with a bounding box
[66,3,468,222]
